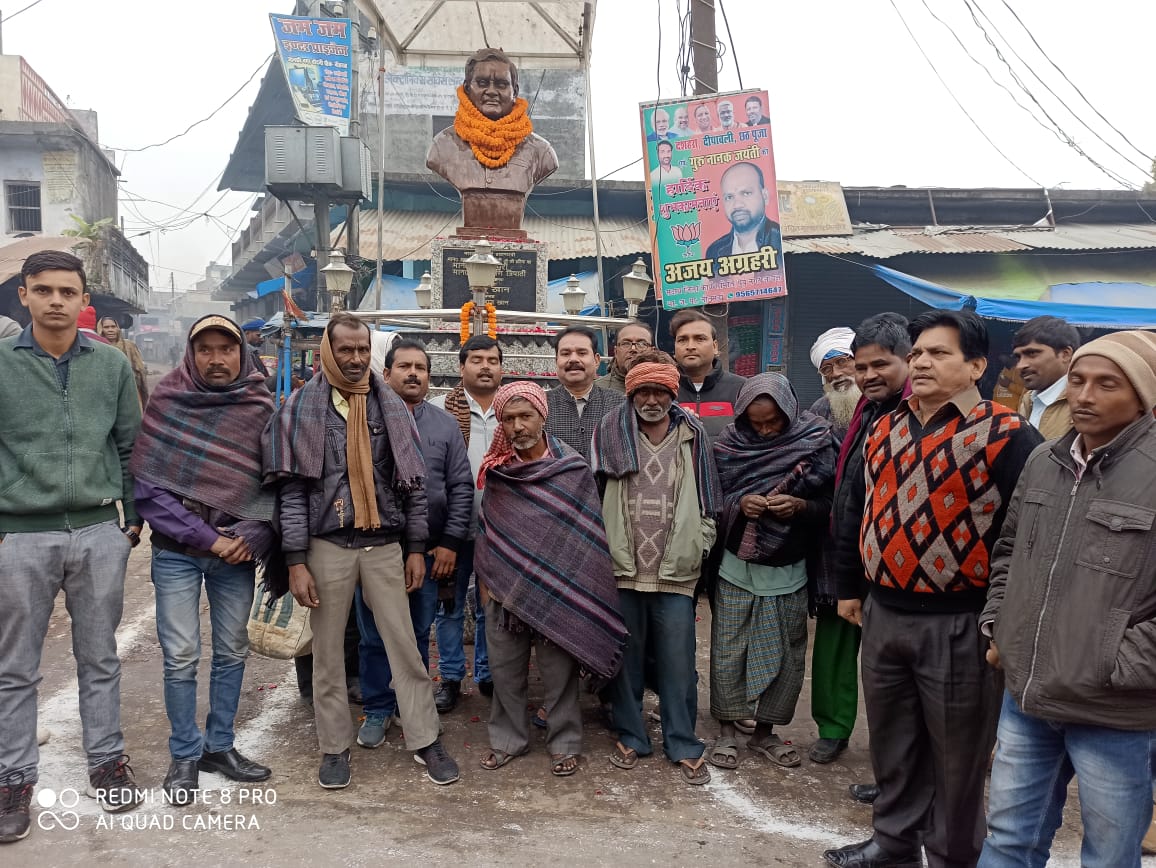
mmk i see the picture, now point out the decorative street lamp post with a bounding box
[463,239,500,337]
[561,273,587,316]
[414,271,433,310]
[621,258,652,319]
[320,249,355,313]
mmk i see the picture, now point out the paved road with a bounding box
[12,528,1123,868]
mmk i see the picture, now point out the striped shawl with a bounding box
[474,437,627,679]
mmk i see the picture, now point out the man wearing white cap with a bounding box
[809,327,862,444]
[979,330,1156,867]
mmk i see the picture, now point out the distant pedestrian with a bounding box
[0,251,144,844]
[241,318,269,377]
[132,314,280,805]
[100,316,149,408]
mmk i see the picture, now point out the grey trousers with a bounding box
[485,599,582,757]
[306,538,439,754]
[861,595,1002,868]
[0,521,132,782]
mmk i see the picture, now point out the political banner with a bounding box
[641,90,786,309]
[270,14,353,135]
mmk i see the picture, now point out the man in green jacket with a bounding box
[980,330,1156,867]
[0,251,144,844]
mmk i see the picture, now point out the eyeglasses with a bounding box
[471,77,512,91]
[819,355,855,377]
[617,340,653,350]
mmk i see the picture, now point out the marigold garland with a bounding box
[460,300,498,343]
[453,85,533,168]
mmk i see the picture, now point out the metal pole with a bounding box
[583,58,606,316]
[373,22,387,309]
[314,195,329,310]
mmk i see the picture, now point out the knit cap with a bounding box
[1070,330,1156,410]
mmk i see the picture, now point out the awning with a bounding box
[345,208,649,261]
[0,236,81,284]
[874,265,1156,329]
[353,1,595,69]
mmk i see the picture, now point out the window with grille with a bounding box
[6,182,42,233]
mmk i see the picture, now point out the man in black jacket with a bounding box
[813,315,910,782]
[354,340,474,750]
[546,325,624,462]
[266,314,459,790]
[671,309,745,445]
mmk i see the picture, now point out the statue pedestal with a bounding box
[454,226,528,241]
[430,236,549,312]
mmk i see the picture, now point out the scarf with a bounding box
[263,344,425,526]
[453,85,534,169]
[713,373,837,563]
[591,399,721,518]
[474,437,627,679]
[625,361,680,396]
[131,331,276,522]
[443,382,473,447]
[833,380,913,486]
[478,381,549,488]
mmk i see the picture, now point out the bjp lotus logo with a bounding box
[672,222,701,257]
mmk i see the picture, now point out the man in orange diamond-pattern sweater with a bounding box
[823,310,1042,868]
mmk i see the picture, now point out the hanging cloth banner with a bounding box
[269,14,353,135]
[641,89,787,310]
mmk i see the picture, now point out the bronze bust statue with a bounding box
[426,48,558,236]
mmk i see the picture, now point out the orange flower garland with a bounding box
[460,300,498,343]
[453,85,533,168]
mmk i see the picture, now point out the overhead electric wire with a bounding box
[993,0,1150,165]
[959,0,1142,187]
[1,0,47,22]
[717,0,743,90]
[109,53,272,153]
[887,0,1042,187]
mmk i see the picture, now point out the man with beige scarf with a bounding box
[264,313,459,789]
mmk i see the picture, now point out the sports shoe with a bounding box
[318,750,351,789]
[357,712,392,749]
[414,739,460,785]
[0,771,32,843]
[434,680,460,713]
[87,755,144,813]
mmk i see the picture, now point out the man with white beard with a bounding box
[808,328,862,444]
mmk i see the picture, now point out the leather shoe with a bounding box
[822,839,920,868]
[163,759,199,806]
[848,783,880,804]
[434,680,461,713]
[477,679,494,698]
[198,748,271,783]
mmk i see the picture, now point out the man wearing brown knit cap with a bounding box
[979,329,1156,867]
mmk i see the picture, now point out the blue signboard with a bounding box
[269,14,353,135]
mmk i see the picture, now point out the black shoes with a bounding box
[849,783,881,804]
[822,839,921,868]
[163,760,199,806]
[477,679,494,698]
[414,739,460,786]
[0,771,32,843]
[809,737,850,764]
[86,755,144,813]
[319,749,351,789]
[198,748,271,783]
[434,680,461,713]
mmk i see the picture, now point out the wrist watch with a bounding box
[124,528,141,545]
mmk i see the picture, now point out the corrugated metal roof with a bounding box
[785,223,1156,257]
[348,209,651,261]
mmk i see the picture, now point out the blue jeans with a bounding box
[606,589,703,763]
[433,541,489,683]
[152,548,255,761]
[355,556,438,717]
[980,690,1156,868]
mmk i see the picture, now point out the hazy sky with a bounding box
[4,0,1153,294]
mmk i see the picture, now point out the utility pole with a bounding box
[689,0,730,365]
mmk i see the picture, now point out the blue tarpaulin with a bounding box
[872,265,1156,330]
[256,264,315,298]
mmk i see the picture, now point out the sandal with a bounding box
[480,749,526,770]
[748,734,802,768]
[679,757,712,785]
[707,736,740,770]
[733,719,757,735]
[550,754,579,777]
[609,742,639,770]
